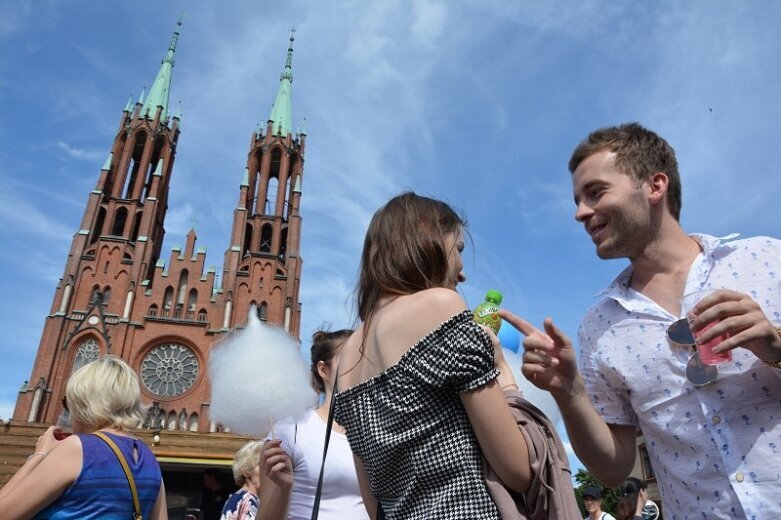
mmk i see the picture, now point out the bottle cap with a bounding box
[485,290,502,305]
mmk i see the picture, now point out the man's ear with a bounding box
[648,171,669,205]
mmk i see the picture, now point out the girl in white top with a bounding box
[260,329,368,520]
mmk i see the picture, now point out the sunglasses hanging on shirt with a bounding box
[667,318,718,386]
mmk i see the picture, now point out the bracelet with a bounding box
[763,328,781,369]
[27,452,47,461]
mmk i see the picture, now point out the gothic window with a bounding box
[178,409,187,430]
[142,140,164,201]
[124,134,146,199]
[130,212,142,242]
[148,304,158,317]
[111,207,128,236]
[167,411,177,430]
[257,302,268,321]
[283,175,292,220]
[260,224,273,253]
[251,170,261,212]
[266,177,279,214]
[90,285,101,305]
[189,412,199,432]
[163,286,174,311]
[187,289,198,311]
[243,223,252,256]
[197,308,207,322]
[73,338,100,373]
[91,207,106,244]
[177,269,189,306]
[279,227,288,261]
[140,343,199,398]
[269,148,282,178]
[101,287,111,307]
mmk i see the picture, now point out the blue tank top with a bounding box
[33,431,162,520]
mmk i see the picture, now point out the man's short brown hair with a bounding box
[569,123,682,220]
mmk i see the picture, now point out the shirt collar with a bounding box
[598,233,740,305]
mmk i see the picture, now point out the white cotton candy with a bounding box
[208,308,317,436]
[503,348,562,428]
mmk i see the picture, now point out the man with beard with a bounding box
[502,123,781,519]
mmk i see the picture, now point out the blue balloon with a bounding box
[497,321,521,353]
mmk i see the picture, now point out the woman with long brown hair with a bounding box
[333,192,531,519]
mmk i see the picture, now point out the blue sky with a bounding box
[3,1,781,478]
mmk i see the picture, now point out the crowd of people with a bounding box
[3,122,779,519]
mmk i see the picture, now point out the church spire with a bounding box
[268,30,295,136]
[141,15,182,122]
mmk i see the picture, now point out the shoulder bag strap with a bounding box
[310,374,337,520]
[93,431,142,520]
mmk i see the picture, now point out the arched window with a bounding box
[163,286,174,317]
[189,412,199,432]
[167,411,177,430]
[243,223,252,256]
[130,212,142,242]
[91,207,106,244]
[73,338,100,373]
[101,286,111,307]
[279,227,288,261]
[257,302,268,321]
[148,304,158,317]
[260,224,273,253]
[283,175,292,220]
[89,285,101,305]
[177,269,189,306]
[197,308,208,321]
[178,410,187,430]
[266,177,279,214]
[111,207,128,237]
[124,133,147,199]
[187,289,198,311]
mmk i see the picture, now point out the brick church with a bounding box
[12,19,306,435]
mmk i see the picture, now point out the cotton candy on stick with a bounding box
[209,307,317,436]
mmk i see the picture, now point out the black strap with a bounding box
[310,374,338,520]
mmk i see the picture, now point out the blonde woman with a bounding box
[0,355,166,520]
[221,440,264,519]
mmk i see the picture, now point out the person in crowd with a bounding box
[332,192,533,519]
[504,123,781,518]
[617,478,647,520]
[0,355,166,519]
[582,486,616,520]
[200,468,229,520]
[221,440,263,520]
[260,329,367,519]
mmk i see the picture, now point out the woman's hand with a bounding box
[34,426,65,458]
[261,440,294,490]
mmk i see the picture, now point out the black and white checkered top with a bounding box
[334,310,501,519]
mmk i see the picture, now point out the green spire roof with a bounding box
[141,16,182,122]
[101,152,113,171]
[123,95,133,112]
[268,31,295,136]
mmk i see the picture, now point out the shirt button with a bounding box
[712,415,721,424]
[735,473,745,483]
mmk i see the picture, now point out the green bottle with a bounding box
[473,290,503,334]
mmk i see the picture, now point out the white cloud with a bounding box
[56,141,105,161]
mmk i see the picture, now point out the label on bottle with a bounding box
[473,303,501,333]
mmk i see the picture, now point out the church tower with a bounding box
[221,32,305,336]
[13,22,307,434]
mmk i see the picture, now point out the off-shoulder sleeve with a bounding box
[419,311,499,393]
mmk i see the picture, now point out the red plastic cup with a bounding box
[683,290,732,366]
